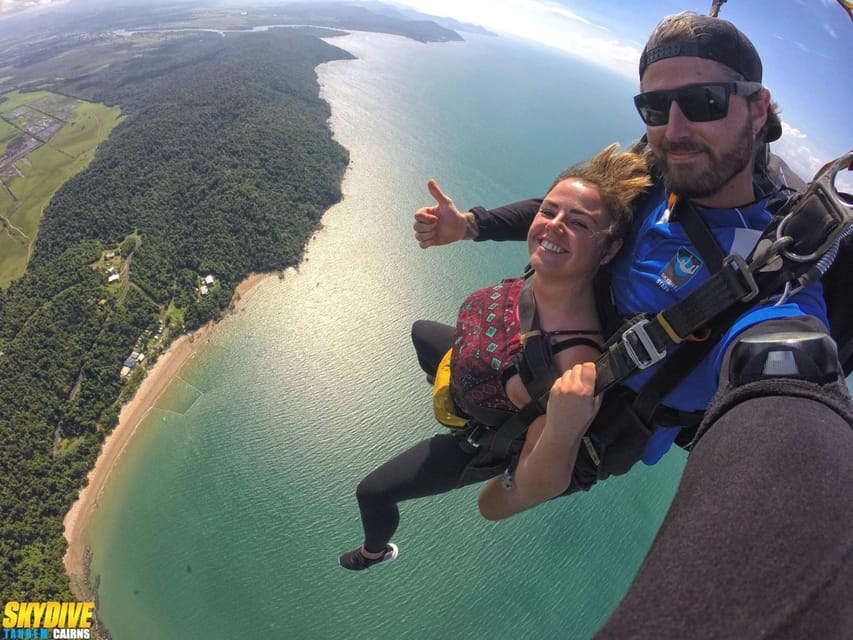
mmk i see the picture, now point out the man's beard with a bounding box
[657,117,754,199]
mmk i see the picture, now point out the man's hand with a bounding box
[413,179,474,248]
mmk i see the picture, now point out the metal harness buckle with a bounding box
[722,253,760,302]
[777,150,853,264]
[466,424,485,448]
[622,318,666,370]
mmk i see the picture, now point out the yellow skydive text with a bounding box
[2,602,94,628]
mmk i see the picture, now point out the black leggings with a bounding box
[356,321,474,552]
[355,320,605,551]
[411,319,455,378]
[356,432,484,552]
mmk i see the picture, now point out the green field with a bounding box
[0,91,123,287]
[0,89,53,112]
[0,119,18,154]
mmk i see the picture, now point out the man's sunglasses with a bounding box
[633,81,763,126]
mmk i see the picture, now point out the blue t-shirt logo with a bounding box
[660,247,702,289]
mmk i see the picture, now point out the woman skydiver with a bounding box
[339,143,652,571]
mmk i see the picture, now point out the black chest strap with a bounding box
[674,197,727,273]
[514,278,560,408]
[630,200,729,429]
[487,274,603,458]
[593,194,764,397]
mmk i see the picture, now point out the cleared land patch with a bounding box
[0,90,122,287]
[0,118,18,154]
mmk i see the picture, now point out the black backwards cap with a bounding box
[638,15,780,141]
[639,15,763,83]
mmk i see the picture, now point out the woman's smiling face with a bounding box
[527,178,618,280]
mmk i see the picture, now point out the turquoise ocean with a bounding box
[83,31,689,640]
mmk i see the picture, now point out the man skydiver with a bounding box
[414,12,853,635]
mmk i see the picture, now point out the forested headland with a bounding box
[0,27,357,602]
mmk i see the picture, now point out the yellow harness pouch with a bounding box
[432,349,468,429]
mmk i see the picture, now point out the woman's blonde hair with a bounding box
[548,142,652,241]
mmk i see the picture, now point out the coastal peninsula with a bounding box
[0,0,465,618]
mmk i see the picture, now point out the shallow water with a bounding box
[85,32,685,640]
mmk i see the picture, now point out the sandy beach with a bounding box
[63,272,271,595]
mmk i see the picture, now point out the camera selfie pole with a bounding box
[708,0,727,18]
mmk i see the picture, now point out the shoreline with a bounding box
[62,272,272,595]
[60,28,372,606]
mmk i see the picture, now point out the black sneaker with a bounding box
[338,543,399,571]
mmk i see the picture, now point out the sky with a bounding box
[1,0,850,185]
[384,0,852,185]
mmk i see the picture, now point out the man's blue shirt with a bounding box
[610,189,828,464]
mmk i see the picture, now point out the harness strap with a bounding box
[589,193,767,432]
[487,395,548,459]
[587,199,770,450]
[485,275,605,461]
[548,329,604,337]
[630,199,732,428]
[502,337,601,387]
[594,253,760,395]
[673,197,727,273]
[595,149,853,397]
[552,337,602,355]
[631,337,717,426]
[461,404,515,429]
[516,275,562,405]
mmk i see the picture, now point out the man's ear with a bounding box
[751,88,771,139]
[600,238,623,265]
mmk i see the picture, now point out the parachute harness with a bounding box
[593,150,853,398]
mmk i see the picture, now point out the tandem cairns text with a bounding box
[3,602,94,639]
